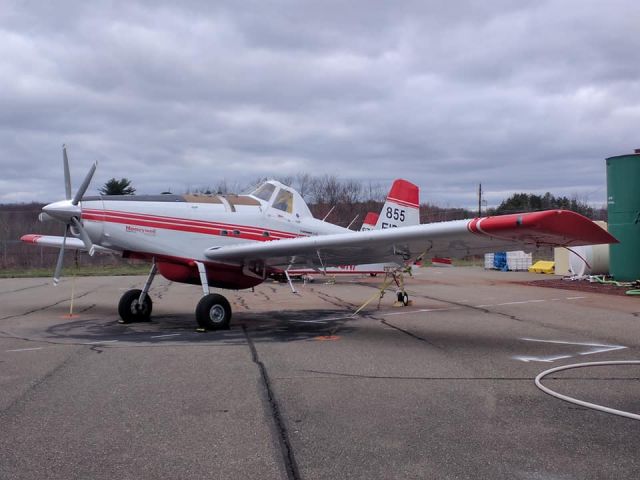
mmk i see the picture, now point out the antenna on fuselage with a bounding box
[321,205,336,222]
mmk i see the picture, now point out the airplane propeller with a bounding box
[45,145,98,285]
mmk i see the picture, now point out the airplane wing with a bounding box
[204,210,617,269]
[21,234,115,254]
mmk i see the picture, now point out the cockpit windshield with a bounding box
[251,183,276,202]
[249,180,312,218]
[272,189,293,213]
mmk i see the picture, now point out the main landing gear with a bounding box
[116,259,232,330]
[193,259,232,330]
[195,293,231,330]
[118,260,157,324]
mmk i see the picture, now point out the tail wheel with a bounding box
[397,291,409,306]
[118,289,153,324]
[196,293,232,330]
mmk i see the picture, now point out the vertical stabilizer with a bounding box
[375,179,420,229]
[361,212,379,231]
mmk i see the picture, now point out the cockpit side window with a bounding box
[272,189,293,214]
[251,183,276,202]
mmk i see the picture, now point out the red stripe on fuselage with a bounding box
[81,209,303,241]
[85,209,299,238]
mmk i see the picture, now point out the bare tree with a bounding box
[294,173,313,201]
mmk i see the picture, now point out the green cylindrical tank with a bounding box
[607,151,640,281]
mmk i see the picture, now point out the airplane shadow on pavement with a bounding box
[39,308,355,346]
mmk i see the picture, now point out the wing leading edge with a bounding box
[204,210,617,269]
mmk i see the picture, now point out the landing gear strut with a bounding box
[389,268,411,307]
[352,266,412,316]
[118,259,157,324]
[194,261,232,330]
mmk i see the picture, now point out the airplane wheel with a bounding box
[397,291,409,306]
[118,289,153,323]
[196,293,232,330]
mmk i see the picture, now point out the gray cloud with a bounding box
[1,0,639,208]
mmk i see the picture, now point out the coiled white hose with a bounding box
[535,361,640,421]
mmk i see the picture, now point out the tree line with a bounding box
[490,192,596,218]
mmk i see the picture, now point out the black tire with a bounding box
[118,289,153,324]
[195,293,232,330]
[397,291,409,306]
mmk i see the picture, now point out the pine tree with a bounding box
[99,178,136,196]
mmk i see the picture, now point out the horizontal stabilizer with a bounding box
[21,234,113,254]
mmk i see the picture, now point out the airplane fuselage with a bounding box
[79,194,350,288]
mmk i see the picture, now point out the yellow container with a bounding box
[528,261,555,274]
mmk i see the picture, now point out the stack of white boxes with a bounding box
[506,251,533,271]
[484,253,495,269]
[484,251,532,271]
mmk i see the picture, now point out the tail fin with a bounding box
[360,212,379,231]
[375,179,420,229]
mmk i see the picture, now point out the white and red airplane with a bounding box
[22,147,617,330]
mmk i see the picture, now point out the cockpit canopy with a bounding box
[249,180,312,218]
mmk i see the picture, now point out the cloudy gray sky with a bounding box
[2,0,639,208]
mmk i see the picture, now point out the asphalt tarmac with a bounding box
[1,267,639,479]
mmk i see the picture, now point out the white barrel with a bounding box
[569,245,610,276]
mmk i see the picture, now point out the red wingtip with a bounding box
[470,210,618,246]
[363,212,379,226]
[387,179,419,208]
[21,234,42,244]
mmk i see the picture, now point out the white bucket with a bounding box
[568,245,610,276]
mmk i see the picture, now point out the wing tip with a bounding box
[473,210,618,246]
[531,210,618,245]
[21,234,42,244]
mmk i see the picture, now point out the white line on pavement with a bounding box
[475,296,586,308]
[496,299,547,306]
[382,307,460,317]
[6,347,43,352]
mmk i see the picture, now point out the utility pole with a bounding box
[478,183,482,217]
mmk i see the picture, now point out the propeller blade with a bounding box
[71,217,95,256]
[71,161,97,206]
[53,228,68,285]
[63,144,72,200]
